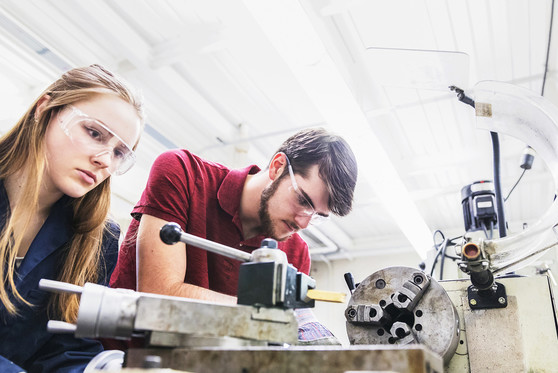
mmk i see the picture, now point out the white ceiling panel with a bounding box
[0,0,556,263]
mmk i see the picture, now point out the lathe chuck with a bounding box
[345,266,459,363]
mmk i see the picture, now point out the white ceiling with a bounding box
[0,0,556,262]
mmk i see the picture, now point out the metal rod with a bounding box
[178,231,252,262]
[47,320,77,334]
[39,279,83,294]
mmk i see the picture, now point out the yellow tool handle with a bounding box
[306,289,346,303]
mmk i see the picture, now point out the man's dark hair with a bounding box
[274,128,358,216]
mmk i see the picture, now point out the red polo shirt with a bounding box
[110,149,310,295]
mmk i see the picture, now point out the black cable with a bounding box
[507,0,553,207]
[542,0,555,97]
[430,241,443,277]
[490,131,507,238]
[430,231,462,277]
[444,235,462,261]
[504,168,527,202]
[439,238,449,280]
[481,220,489,240]
[480,220,494,240]
[430,230,445,277]
[508,0,554,199]
[432,229,445,246]
[444,252,461,261]
[448,234,463,244]
[452,5,555,236]
[449,86,475,108]
[449,87,507,237]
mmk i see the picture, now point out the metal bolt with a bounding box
[375,279,386,289]
[413,275,423,284]
[498,297,506,304]
[470,299,477,306]
[260,238,278,249]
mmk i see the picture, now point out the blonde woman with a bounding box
[0,65,144,372]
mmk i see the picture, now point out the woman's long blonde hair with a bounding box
[0,64,144,322]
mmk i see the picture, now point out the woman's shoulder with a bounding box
[99,219,120,284]
[104,219,120,235]
[101,219,121,250]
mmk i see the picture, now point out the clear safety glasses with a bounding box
[58,105,136,176]
[284,154,329,226]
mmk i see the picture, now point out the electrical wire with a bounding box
[452,3,554,240]
[442,234,462,260]
[504,168,527,202]
[430,240,445,277]
[439,238,448,280]
[541,0,555,97]
[481,221,489,240]
[429,230,445,277]
[429,230,461,279]
[432,229,445,246]
[503,0,553,211]
[450,87,508,238]
[444,252,461,261]
[479,220,494,240]
[490,132,507,238]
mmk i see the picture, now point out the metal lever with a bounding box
[344,272,356,294]
[39,279,83,294]
[160,222,252,262]
[47,320,77,334]
[537,263,557,287]
[40,280,82,336]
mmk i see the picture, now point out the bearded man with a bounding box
[110,128,357,343]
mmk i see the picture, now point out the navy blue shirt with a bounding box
[0,181,119,373]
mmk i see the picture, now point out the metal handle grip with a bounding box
[47,320,77,334]
[39,279,83,294]
[160,222,252,262]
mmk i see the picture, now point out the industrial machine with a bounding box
[42,81,558,372]
[42,225,442,373]
[344,265,557,372]
[345,81,558,372]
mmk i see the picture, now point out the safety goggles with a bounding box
[58,105,136,175]
[284,154,329,226]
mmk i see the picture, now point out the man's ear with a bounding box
[268,152,287,181]
[35,94,51,120]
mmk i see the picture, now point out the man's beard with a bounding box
[258,177,283,240]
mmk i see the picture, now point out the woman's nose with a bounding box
[91,150,113,169]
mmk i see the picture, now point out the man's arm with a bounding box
[136,214,236,304]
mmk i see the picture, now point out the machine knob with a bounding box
[160,222,183,245]
[260,238,278,249]
[344,272,356,293]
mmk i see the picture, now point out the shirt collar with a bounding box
[0,180,74,282]
[15,195,74,282]
[216,166,304,248]
[218,164,260,218]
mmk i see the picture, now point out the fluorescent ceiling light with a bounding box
[243,0,433,259]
